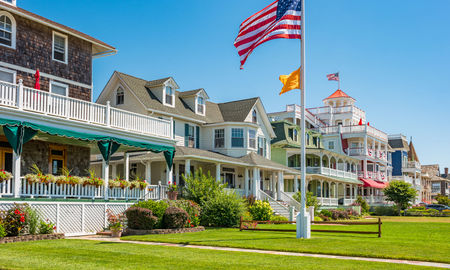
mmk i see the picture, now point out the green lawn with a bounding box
[123,217,450,263]
[0,239,436,270]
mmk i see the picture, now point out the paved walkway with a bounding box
[69,235,450,269]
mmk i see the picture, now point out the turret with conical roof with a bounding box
[323,89,356,108]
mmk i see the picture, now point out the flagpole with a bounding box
[338,71,340,89]
[298,0,310,239]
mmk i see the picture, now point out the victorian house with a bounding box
[93,71,300,215]
[422,165,450,200]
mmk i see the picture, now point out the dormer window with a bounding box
[252,109,257,123]
[197,96,205,114]
[116,87,124,105]
[0,12,15,48]
[165,86,174,106]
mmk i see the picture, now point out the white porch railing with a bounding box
[0,177,169,201]
[343,199,355,206]
[318,197,338,206]
[0,80,172,139]
[362,195,386,205]
[280,191,301,211]
[305,167,357,180]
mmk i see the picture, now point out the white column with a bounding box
[252,167,258,198]
[216,163,221,183]
[294,175,299,193]
[185,159,191,177]
[166,164,173,185]
[277,171,283,199]
[319,153,323,170]
[145,161,152,183]
[111,164,117,179]
[124,152,130,181]
[12,151,21,198]
[244,168,249,196]
[319,180,324,198]
[102,160,109,200]
[174,163,179,185]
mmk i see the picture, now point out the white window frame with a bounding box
[328,141,335,150]
[0,11,16,49]
[214,128,225,149]
[50,80,68,96]
[52,31,68,64]
[116,86,124,105]
[248,129,256,149]
[0,66,16,83]
[196,96,205,115]
[231,128,244,148]
[164,86,175,107]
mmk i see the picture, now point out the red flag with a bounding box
[358,118,362,125]
[34,69,40,90]
[367,122,370,126]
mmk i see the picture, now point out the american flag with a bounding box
[327,72,339,81]
[234,0,302,69]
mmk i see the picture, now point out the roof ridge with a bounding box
[217,97,259,105]
[116,71,172,85]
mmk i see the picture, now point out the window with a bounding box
[231,128,244,147]
[313,137,317,146]
[165,86,174,106]
[49,146,66,175]
[431,183,440,193]
[288,154,300,167]
[0,67,15,83]
[252,109,257,123]
[197,96,205,114]
[328,141,335,150]
[0,14,13,47]
[116,87,124,105]
[306,133,310,144]
[257,137,265,156]
[214,129,224,148]
[293,129,298,142]
[52,32,68,63]
[50,81,68,96]
[188,125,195,148]
[248,130,256,149]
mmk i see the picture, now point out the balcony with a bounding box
[285,104,326,127]
[358,171,387,182]
[0,80,172,139]
[403,161,421,173]
[315,124,388,142]
[347,147,388,162]
[307,105,365,120]
[305,166,357,180]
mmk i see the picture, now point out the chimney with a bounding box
[445,167,449,176]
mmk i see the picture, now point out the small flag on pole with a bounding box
[234,0,302,69]
[327,72,339,81]
[279,67,302,95]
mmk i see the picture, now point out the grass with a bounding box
[0,239,436,270]
[122,217,450,263]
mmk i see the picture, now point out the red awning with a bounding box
[359,178,386,189]
[375,180,389,188]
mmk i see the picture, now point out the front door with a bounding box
[224,173,235,188]
[0,148,13,172]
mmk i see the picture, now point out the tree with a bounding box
[436,194,449,206]
[383,181,417,215]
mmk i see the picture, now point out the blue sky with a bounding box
[22,0,450,171]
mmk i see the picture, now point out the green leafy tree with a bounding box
[383,180,417,215]
[293,191,321,215]
[182,168,225,205]
[436,194,449,206]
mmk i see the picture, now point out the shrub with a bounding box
[293,191,320,215]
[330,209,349,220]
[183,168,225,205]
[3,204,28,236]
[405,208,440,216]
[125,207,157,230]
[320,209,332,218]
[162,207,189,229]
[133,200,169,228]
[355,196,370,214]
[373,206,398,216]
[270,215,288,222]
[201,191,246,227]
[248,200,273,221]
[167,199,201,227]
[25,206,40,235]
[0,222,5,238]
[38,220,56,234]
[436,195,450,206]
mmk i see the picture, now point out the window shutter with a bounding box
[173,120,176,139]
[196,126,200,148]
[184,124,189,147]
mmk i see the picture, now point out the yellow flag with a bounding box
[279,67,302,95]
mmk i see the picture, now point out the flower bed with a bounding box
[124,226,205,236]
[0,233,64,244]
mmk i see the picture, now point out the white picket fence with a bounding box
[0,80,172,139]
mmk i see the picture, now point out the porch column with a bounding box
[271,172,277,198]
[102,160,109,200]
[319,153,323,171]
[294,175,299,193]
[277,171,283,200]
[111,164,117,179]
[244,168,249,196]
[166,164,173,185]
[185,159,191,177]
[12,152,21,198]
[145,161,152,183]
[216,163,221,183]
[252,167,259,198]
[124,152,130,181]
[319,180,324,198]
[334,183,338,198]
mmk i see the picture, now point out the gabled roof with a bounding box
[218,98,259,122]
[0,1,115,55]
[388,138,409,150]
[323,89,355,101]
[408,141,419,162]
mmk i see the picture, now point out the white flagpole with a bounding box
[297,0,310,239]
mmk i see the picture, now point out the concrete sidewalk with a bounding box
[68,235,450,269]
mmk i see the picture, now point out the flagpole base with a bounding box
[296,210,311,239]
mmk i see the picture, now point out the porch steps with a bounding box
[269,201,291,219]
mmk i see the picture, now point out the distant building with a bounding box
[422,165,450,200]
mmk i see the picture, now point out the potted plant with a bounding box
[83,169,104,188]
[130,177,148,191]
[106,209,125,237]
[167,182,178,200]
[0,169,12,183]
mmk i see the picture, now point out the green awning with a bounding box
[0,117,175,169]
